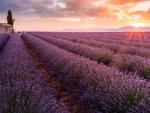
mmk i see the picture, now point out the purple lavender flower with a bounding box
[0,34,69,113]
[22,33,149,113]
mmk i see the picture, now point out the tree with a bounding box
[7,10,15,25]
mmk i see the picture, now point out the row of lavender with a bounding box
[0,34,10,51]
[39,32,150,42]
[75,38,150,55]
[87,36,150,47]
[31,33,150,79]
[65,33,150,48]
[22,33,149,113]
[39,32,150,47]
[0,34,69,113]
[41,32,150,58]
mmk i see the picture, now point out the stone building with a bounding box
[0,23,13,33]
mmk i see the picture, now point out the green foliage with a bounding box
[7,10,15,25]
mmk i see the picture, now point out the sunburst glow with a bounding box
[130,22,145,28]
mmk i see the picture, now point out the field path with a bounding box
[22,37,86,113]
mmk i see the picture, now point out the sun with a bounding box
[130,22,145,28]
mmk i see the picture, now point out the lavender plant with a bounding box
[89,37,150,58]
[112,54,150,79]
[127,97,150,113]
[0,34,69,113]
[0,34,10,51]
[42,33,141,56]
[31,33,113,65]
[22,33,149,113]
[32,33,150,79]
[74,38,150,58]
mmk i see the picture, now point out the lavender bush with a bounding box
[112,54,150,79]
[46,33,150,57]
[31,33,150,79]
[0,34,10,51]
[74,38,150,58]
[22,33,149,113]
[0,34,69,113]
[42,32,150,44]
[73,38,121,53]
[31,33,113,65]
[127,97,150,113]
[86,37,150,58]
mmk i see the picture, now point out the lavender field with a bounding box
[0,32,150,113]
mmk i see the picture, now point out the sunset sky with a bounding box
[0,0,150,31]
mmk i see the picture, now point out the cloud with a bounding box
[0,0,125,19]
[62,0,108,15]
[108,0,147,5]
[0,0,108,17]
[130,8,150,20]
[1,0,150,28]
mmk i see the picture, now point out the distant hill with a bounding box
[62,26,150,32]
[116,26,150,32]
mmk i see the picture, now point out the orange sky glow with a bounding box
[0,0,150,31]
